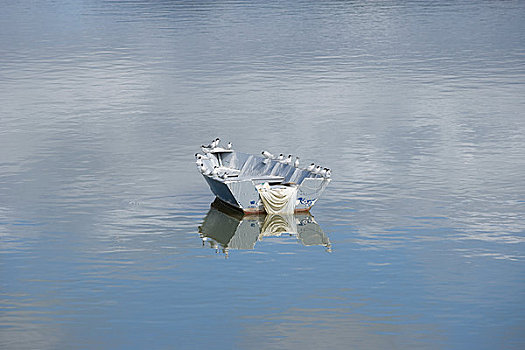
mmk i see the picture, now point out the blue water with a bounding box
[1,0,524,349]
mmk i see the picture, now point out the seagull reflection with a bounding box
[198,200,331,256]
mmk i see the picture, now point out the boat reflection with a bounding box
[198,200,331,256]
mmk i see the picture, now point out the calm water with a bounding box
[1,0,525,349]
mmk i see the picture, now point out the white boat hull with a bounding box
[198,149,331,213]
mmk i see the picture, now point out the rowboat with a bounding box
[196,141,331,214]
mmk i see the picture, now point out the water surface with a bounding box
[1,0,524,349]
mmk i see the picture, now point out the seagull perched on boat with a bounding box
[314,165,322,174]
[319,168,327,177]
[199,163,210,175]
[306,163,315,172]
[277,154,284,162]
[262,150,274,159]
[324,168,331,178]
[202,138,219,150]
[284,155,293,165]
[226,141,232,150]
[294,157,300,168]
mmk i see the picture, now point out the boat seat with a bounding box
[229,174,285,183]
[218,166,240,174]
[249,176,285,183]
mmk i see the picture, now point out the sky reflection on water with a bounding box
[1,0,524,349]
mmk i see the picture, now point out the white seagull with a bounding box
[202,140,214,148]
[212,138,220,148]
[199,163,210,175]
[262,150,274,159]
[277,154,285,162]
[294,157,300,168]
[284,155,293,165]
[325,169,331,178]
[226,142,232,150]
[306,163,315,172]
[314,165,322,174]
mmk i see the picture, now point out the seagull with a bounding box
[314,165,322,174]
[284,155,293,165]
[212,138,220,148]
[319,168,327,177]
[324,168,331,178]
[226,142,232,150]
[294,157,300,168]
[277,154,284,162]
[199,163,210,175]
[202,141,213,149]
[262,150,274,159]
[306,163,315,172]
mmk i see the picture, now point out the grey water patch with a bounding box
[1,0,525,349]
